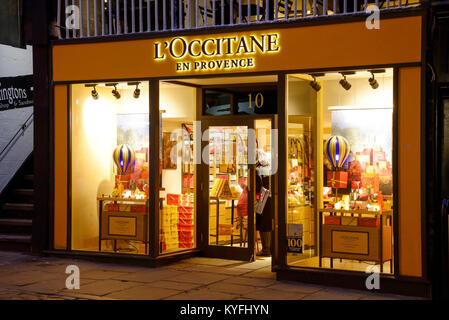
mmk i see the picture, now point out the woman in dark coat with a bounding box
[255,149,272,256]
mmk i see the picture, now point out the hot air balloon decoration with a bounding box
[325,135,350,169]
[325,135,350,190]
[113,144,135,175]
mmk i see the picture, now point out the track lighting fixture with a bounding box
[367,69,385,89]
[128,81,141,99]
[369,73,379,89]
[309,73,324,92]
[106,83,121,99]
[85,83,99,100]
[339,72,355,91]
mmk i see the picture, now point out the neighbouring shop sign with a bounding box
[154,33,281,73]
[0,75,33,111]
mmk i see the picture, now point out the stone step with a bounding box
[2,203,34,212]
[0,233,31,243]
[23,175,34,181]
[0,218,32,227]
[12,189,34,196]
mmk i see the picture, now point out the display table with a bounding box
[97,197,149,254]
[318,208,392,272]
[209,196,246,246]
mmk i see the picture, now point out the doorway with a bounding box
[160,75,277,263]
[199,118,275,262]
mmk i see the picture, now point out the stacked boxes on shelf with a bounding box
[167,193,195,249]
[161,205,179,251]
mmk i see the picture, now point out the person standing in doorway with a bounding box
[255,146,272,256]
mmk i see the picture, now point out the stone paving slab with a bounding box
[166,288,239,300]
[112,269,189,283]
[205,282,260,295]
[241,287,308,300]
[0,251,424,300]
[222,276,276,288]
[64,279,142,297]
[104,285,181,300]
[147,280,204,291]
[169,271,231,285]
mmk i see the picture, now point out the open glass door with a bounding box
[200,119,256,261]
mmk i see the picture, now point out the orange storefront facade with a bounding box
[47,13,429,296]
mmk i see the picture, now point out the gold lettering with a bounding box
[223,37,237,55]
[154,42,166,59]
[202,39,216,57]
[188,39,202,57]
[236,36,250,54]
[169,37,187,58]
[267,34,280,52]
[250,35,265,53]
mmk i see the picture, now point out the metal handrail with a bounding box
[0,113,34,163]
[54,0,423,40]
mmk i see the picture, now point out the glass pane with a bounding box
[159,82,197,254]
[235,89,277,115]
[286,70,394,274]
[208,126,249,247]
[204,90,232,116]
[71,81,150,255]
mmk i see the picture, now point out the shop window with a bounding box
[159,82,197,254]
[286,70,394,274]
[70,81,150,255]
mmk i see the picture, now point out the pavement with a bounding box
[0,251,423,300]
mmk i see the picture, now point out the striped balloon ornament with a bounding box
[113,144,135,174]
[325,135,350,169]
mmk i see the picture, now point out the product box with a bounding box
[131,204,146,213]
[341,216,358,226]
[348,160,363,181]
[178,206,193,214]
[373,150,386,163]
[351,181,361,190]
[167,194,180,205]
[178,231,193,241]
[327,171,348,189]
[104,203,119,212]
[359,217,380,228]
[178,212,193,220]
[119,204,131,212]
[179,242,194,248]
[324,215,341,225]
[361,173,380,194]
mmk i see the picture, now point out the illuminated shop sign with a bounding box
[153,33,281,72]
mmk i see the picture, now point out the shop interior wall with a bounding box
[160,84,196,196]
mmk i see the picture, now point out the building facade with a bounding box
[30,0,442,298]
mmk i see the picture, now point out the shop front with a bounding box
[48,13,428,296]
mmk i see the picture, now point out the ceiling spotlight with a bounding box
[106,83,121,99]
[128,81,141,99]
[339,72,355,91]
[367,69,385,89]
[112,85,120,99]
[309,73,324,92]
[85,83,99,100]
[369,73,379,89]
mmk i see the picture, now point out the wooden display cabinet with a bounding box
[319,208,393,273]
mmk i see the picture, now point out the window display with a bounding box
[70,81,150,255]
[286,69,394,273]
[159,82,197,253]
